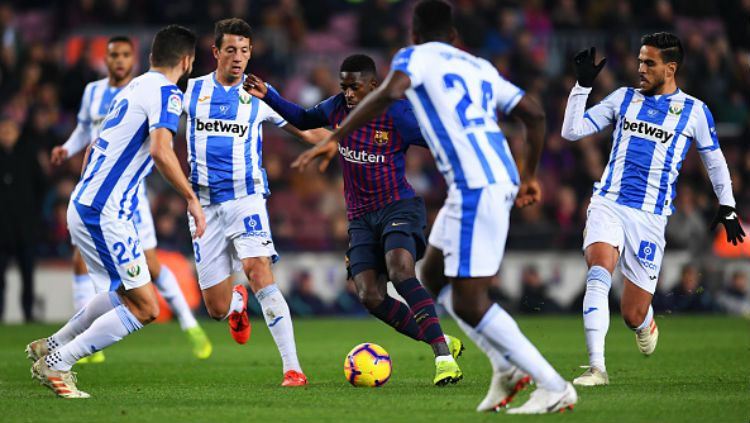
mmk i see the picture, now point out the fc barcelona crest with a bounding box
[374,130,390,144]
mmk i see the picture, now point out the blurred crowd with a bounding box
[1,0,749,319]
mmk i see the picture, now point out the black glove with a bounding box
[710,205,746,246]
[573,47,607,88]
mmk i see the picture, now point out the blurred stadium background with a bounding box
[1,0,748,323]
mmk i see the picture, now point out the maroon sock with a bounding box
[370,295,423,342]
[395,278,446,346]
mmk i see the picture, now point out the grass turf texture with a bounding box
[1,316,747,423]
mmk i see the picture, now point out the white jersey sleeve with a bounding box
[562,84,623,141]
[692,103,735,207]
[62,83,96,157]
[146,85,183,134]
[259,100,287,127]
[492,72,524,115]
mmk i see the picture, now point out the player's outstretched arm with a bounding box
[510,95,545,208]
[282,125,332,145]
[561,47,608,141]
[244,74,330,130]
[291,70,411,172]
[150,128,205,238]
[52,121,92,165]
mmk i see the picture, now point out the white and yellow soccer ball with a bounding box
[344,343,392,387]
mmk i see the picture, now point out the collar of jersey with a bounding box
[212,72,244,92]
[640,88,681,102]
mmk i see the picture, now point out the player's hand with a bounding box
[573,47,607,88]
[515,179,542,208]
[187,197,206,239]
[242,74,268,98]
[710,205,745,245]
[50,146,68,166]
[291,137,338,173]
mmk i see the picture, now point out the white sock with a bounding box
[154,265,198,330]
[223,289,246,319]
[583,266,611,371]
[437,286,512,373]
[634,305,654,333]
[48,292,121,350]
[72,274,97,312]
[46,304,143,371]
[475,303,567,392]
[256,284,302,373]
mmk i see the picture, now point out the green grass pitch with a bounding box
[1,315,748,423]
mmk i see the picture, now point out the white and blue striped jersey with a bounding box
[569,86,721,216]
[71,71,182,217]
[391,42,523,189]
[62,78,126,157]
[184,73,286,205]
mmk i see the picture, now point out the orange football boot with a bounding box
[228,285,251,344]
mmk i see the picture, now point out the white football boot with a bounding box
[636,318,659,356]
[25,338,49,362]
[476,366,532,412]
[573,366,609,386]
[506,382,577,414]
[31,358,90,399]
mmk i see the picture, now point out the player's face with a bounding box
[340,72,377,109]
[637,45,676,96]
[106,41,134,83]
[213,34,251,83]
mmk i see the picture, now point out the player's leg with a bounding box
[242,256,306,386]
[618,211,665,357]
[573,197,623,386]
[145,248,212,359]
[230,195,305,385]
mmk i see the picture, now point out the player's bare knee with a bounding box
[204,298,230,320]
[622,308,647,329]
[388,265,415,285]
[358,286,384,310]
[242,257,272,289]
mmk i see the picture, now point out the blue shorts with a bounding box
[346,197,427,278]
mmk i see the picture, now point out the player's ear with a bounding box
[212,45,219,60]
[666,62,677,79]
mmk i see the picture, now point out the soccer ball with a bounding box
[344,343,392,387]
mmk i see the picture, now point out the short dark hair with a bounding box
[340,54,376,76]
[413,0,454,41]
[641,32,684,70]
[107,36,133,47]
[151,24,196,68]
[214,18,253,49]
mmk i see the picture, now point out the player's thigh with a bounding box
[189,204,234,291]
[439,184,516,279]
[347,217,382,279]
[201,275,235,318]
[618,206,667,295]
[620,276,653,324]
[382,197,427,280]
[224,195,279,272]
[583,197,624,272]
[68,203,150,293]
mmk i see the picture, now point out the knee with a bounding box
[205,299,230,321]
[387,260,415,284]
[357,286,385,310]
[622,307,647,329]
[131,297,160,324]
[243,257,272,286]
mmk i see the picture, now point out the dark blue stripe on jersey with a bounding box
[584,112,601,131]
[75,152,106,202]
[188,80,203,196]
[156,86,181,133]
[599,88,634,195]
[414,85,467,187]
[207,84,240,203]
[74,202,122,291]
[697,103,720,152]
[458,187,481,277]
[617,96,670,209]
[487,131,519,185]
[117,156,153,220]
[391,47,415,77]
[655,98,694,214]
[98,86,119,116]
[245,96,260,196]
[90,121,149,210]
[467,133,495,184]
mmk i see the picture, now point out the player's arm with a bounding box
[79,144,92,178]
[291,70,410,172]
[243,74,330,130]
[509,95,546,208]
[561,47,610,141]
[694,104,745,245]
[149,128,205,238]
[280,124,332,145]
[53,85,95,165]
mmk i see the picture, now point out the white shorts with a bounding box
[189,194,278,290]
[583,196,667,294]
[67,200,150,293]
[428,183,517,278]
[132,182,157,250]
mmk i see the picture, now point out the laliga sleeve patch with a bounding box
[168,93,182,115]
